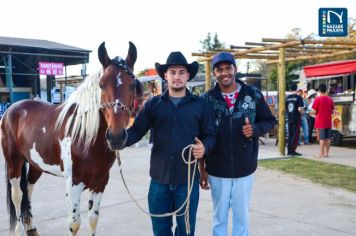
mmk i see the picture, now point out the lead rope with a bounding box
[115,144,197,235]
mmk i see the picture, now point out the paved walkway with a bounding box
[0,138,355,235]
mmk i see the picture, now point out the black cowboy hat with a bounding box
[155,51,199,81]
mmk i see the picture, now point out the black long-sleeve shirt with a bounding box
[126,89,216,184]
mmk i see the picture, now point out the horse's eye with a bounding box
[99,81,105,90]
[129,83,136,91]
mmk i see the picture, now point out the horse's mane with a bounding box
[55,70,102,152]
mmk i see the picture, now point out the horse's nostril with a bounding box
[106,128,127,150]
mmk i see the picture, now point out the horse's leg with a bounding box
[88,190,103,236]
[65,178,85,236]
[2,128,27,235]
[25,165,42,236]
[9,176,24,236]
[7,159,28,236]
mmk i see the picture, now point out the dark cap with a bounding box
[212,52,236,69]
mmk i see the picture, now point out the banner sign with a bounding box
[39,62,64,75]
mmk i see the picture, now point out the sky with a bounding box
[1,0,355,75]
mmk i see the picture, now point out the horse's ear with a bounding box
[98,42,111,69]
[126,41,137,71]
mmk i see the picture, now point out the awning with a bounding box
[304,59,356,78]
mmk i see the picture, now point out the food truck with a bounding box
[304,59,356,145]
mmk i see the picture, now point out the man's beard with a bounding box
[171,86,185,92]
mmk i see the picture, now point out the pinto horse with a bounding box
[0,42,143,236]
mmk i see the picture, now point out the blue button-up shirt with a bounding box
[126,89,216,184]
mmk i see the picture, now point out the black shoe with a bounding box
[291,151,302,156]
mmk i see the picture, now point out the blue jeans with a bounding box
[299,116,309,144]
[208,174,253,236]
[148,179,199,236]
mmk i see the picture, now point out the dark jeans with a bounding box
[287,121,301,153]
[148,179,199,236]
[308,116,315,143]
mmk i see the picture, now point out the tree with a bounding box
[198,33,226,73]
[199,32,212,52]
[199,32,225,51]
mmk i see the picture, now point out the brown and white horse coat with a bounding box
[0,42,143,236]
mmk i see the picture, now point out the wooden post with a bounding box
[278,48,286,156]
[205,60,211,91]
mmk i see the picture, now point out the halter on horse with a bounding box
[0,42,143,236]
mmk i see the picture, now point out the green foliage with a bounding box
[198,33,226,73]
[267,60,309,91]
[259,158,356,193]
[199,32,225,52]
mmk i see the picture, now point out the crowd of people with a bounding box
[286,83,334,158]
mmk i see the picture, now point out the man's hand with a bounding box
[242,117,253,138]
[192,137,205,159]
[198,160,210,190]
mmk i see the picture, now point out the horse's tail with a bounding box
[6,162,31,231]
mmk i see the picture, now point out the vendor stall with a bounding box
[304,59,356,145]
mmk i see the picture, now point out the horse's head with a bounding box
[98,42,143,150]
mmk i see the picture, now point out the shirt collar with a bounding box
[161,89,196,102]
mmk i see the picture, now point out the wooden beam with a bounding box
[262,38,356,46]
[239,55,279,59]
[230,45,254,50]
[194,53,280,60]
[285,48,335,53]
[245,42,274,46]
[232,40,301,57]
[194,51,280,56]
[266,48,356,64]
[192,39,356,65]
[193,40,301,59]
[293,45,355,50]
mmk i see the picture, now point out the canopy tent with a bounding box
[304,59,356,78]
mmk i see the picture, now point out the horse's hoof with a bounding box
[27,228,39,236]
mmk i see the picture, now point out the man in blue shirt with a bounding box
[124,51,216,236]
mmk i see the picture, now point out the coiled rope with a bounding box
[116,144,197,234]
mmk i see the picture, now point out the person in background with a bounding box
[306,89,317,144]
[199,52,276,236]
[335,81,343,94]
[310,84,334,158]
[297,89,309,145]
[329,79,343,94]
[285,84,304,156]
[124,51,216,236]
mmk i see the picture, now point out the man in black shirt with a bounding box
[286,83,304,156]
[125,51,216,236]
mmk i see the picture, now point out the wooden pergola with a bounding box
[192,38,356,156]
